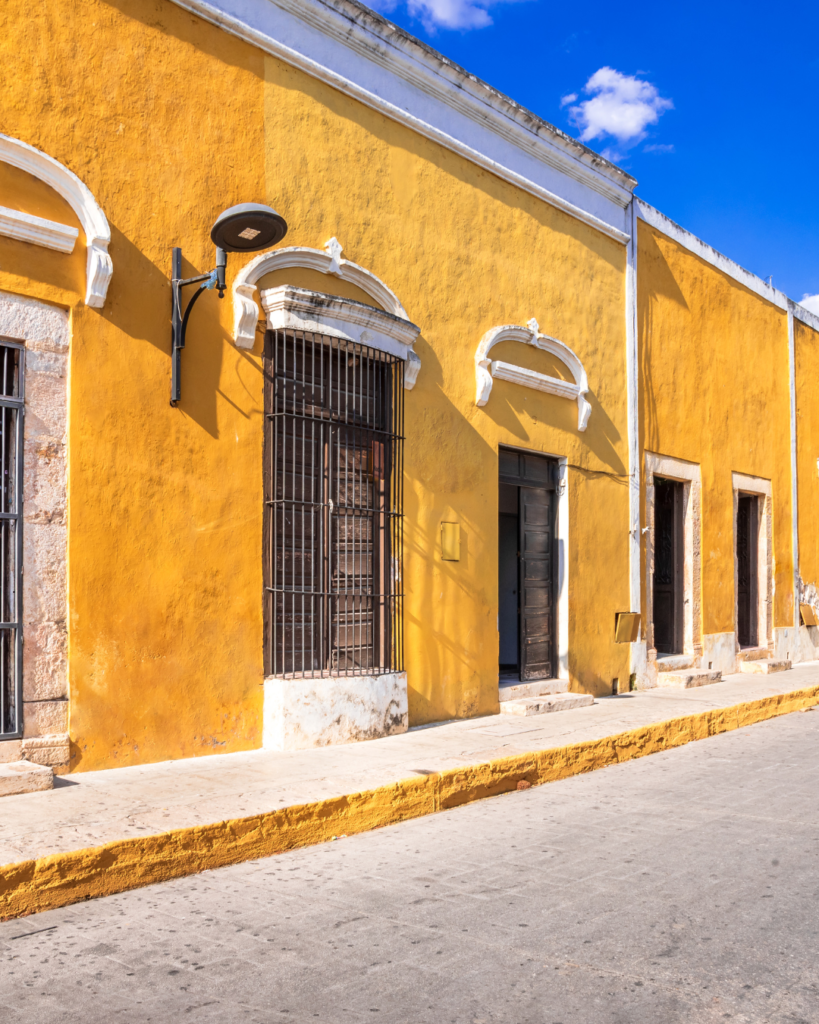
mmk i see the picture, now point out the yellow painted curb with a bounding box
[2,684,818,921]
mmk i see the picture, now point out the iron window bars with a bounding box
[264,328,404,678]
[0,342,23,738]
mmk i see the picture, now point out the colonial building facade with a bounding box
[0,0,816,773]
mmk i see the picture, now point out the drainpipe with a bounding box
[626,197,642,676]
[787,300,800,631]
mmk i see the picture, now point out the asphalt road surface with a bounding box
[2,708,819,1024]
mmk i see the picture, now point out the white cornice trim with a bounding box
[232,239,409,348]
[0,135,112,308]
[475,319,591,431]
[638,201,819,332]
[0,206,79,254]
[169,0,632,244]
[260,285,421,388]
[791,299,819,333]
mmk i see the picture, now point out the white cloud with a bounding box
[644,143,675,154]
[801,294,819,316]
[567,67,672,152]
[369,0,521,32]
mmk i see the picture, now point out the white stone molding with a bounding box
[0,206,79,254]
[0,134,112,308]
[0,289,69,769]
[233,240,409,346]
[732,472,773,651]
[169,0,634,243]
[475,319,591,431]
[260,285,420,362]
[644,453,702,668]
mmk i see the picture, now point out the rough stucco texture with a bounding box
[637,221,794,636]
[0,0,634,772]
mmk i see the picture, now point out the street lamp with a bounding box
[170,203,288,405]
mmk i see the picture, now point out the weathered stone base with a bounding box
[633,632,743,689]
[774,624,819,666]
[22,733,70,769]
[0,760,53,797]
[263,672,408,751]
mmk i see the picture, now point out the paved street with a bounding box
[3,710,819,1024]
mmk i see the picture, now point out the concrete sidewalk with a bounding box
[2,664,819,920]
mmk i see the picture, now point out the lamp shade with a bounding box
[210,203,288,253]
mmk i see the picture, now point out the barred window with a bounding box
[264,329,404,677]
[0,342,22,738]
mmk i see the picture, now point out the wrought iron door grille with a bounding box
[0,342,23,738]
[264,329,404,678]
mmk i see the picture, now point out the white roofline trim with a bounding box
[0,134,112,308]
[638,200,819,332]
[170,0,631,245]
[636,200,787,312]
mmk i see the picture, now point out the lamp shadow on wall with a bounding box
[106,221,256,439]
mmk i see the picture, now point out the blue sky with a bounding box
[369,0,819,309]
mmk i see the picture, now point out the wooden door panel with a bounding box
[519,485,555,680]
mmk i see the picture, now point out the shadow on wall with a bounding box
[106,221,266,439]
[638,227,690,455]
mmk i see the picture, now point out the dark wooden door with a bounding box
[736,494,759,648]
[653,477,684,655]
[519,485,555,680]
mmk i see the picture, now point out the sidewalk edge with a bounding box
[2,684,818,920]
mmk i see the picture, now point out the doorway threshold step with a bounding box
[656,655,696,673]
[498,678,569,702]
[739,659,792,674]
[657,670,722,689]
[738,647,772,662]
[499,692,594,716]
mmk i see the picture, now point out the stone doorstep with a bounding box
[740,660,792,675]
[657,670,723,690]
[656,655,696,673]
[738,647,774,663]
[0,760,53,797]
[499,692,595,716]
[498,678,569,702]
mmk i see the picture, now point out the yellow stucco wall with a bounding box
[795,318,819,591]
[637,221,793,636]
[2,0,632,771]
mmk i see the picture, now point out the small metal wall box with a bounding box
[441,522,460,561]
[614,612,641,643]
[800,603,817,627]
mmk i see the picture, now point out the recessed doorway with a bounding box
[736,493,759,648]
[652,476,684,656]
[498,448,557,682]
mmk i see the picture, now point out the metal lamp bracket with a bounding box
[170,246,226,406]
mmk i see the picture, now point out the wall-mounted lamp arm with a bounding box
[170,246,226,407]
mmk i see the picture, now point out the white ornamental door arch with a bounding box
[0,134,113,308]
[475,318,591,431]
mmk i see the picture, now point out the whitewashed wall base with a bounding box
[701,632,738,675]
[263,672,408,751]
[774,626,819,666]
